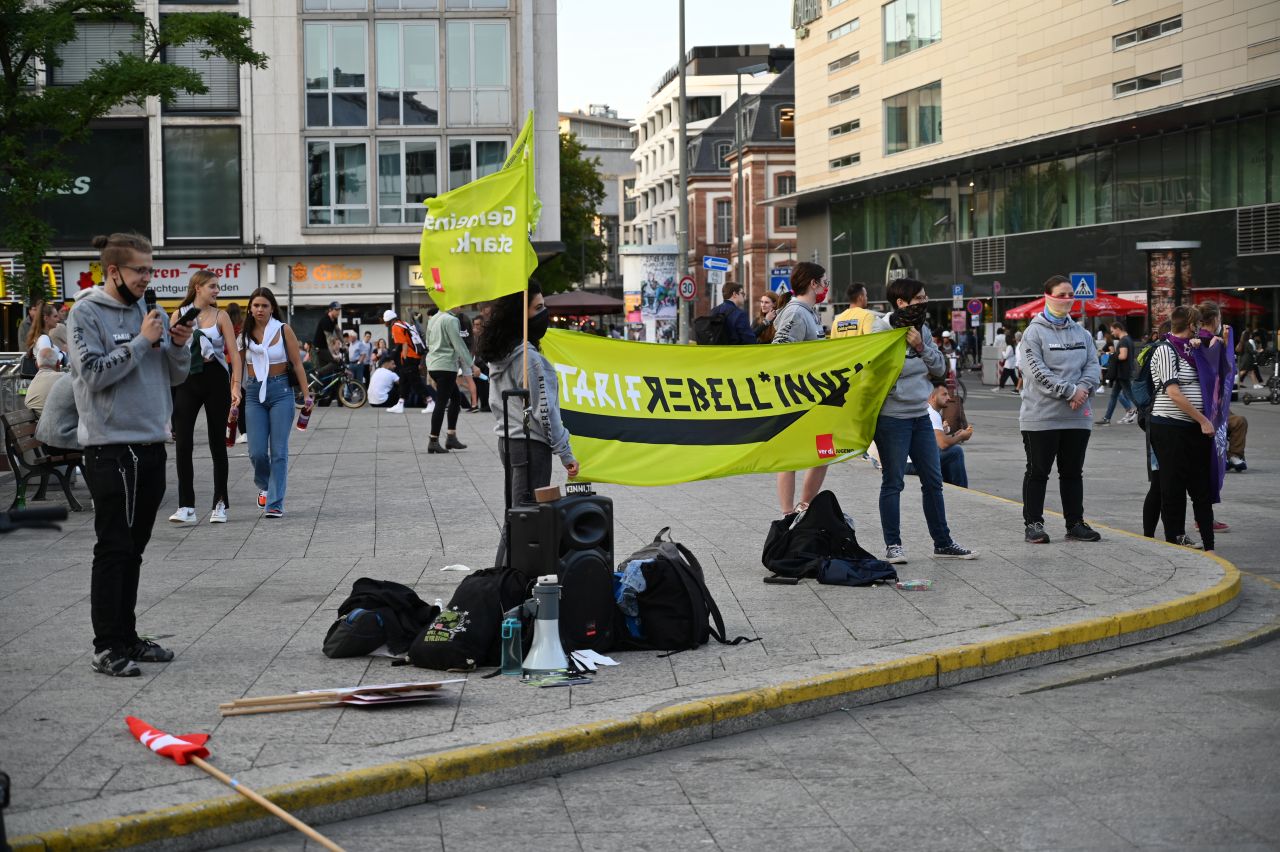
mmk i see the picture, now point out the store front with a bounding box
[275,256,394,344]
[62,258,259,309]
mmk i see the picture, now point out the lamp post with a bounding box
[675,0,690,342]
[734,62,770,298]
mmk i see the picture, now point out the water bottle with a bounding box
[895,579,934,591]
[500,617,523,676]
[225,406,238,448]
[14,483,26,510]
[295,397,314,431]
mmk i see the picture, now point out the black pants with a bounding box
[999,367,1017,388]
[429,370,463,436]
[474,375,490,411]
[369,385,401,408]
[172,362,231,509]
[1021,429,1090,527]
[1149,419,1215,550]
[397,360,432,408]
[84,444,167,654]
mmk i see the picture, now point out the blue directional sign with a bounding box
[702,256,730,272]
[1069,272,1097,300]
[952,284,964,299]
[770,268,791,292]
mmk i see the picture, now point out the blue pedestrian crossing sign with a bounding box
[770,268,791,292]
[1069,272,1096,300]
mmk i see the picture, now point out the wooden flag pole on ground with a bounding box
[189,756,346,852]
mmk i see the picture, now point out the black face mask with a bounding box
[528,308,550,342]
[111,275,141,306]
[890,302,928,330]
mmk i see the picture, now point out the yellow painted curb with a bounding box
[11,518,1242,852]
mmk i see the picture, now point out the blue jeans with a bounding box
[1103,378,1133,420]
[938,445,969,488]
[244,375,294,512]
[875,414,952,549]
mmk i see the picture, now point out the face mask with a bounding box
[111,274,141,305]
[891,302,928,330]
[1044,295,1074,318]
[813,285,829,304]
[528,308,550,342]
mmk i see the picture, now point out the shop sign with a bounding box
[41,126,149,246]
[62,258,259,299]
[278,257,394,297]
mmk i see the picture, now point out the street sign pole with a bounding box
[675,0,690,343]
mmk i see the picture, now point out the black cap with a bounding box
[328,300,341,310]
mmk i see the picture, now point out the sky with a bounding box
[556,0,795,120]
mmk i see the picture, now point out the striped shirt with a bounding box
[1150,342,1202,422]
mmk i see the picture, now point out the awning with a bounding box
[543,291,625,315]
[1192,289,1268,314]
[1003,289,1147,320]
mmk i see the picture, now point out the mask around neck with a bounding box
[1044,295,1074,319]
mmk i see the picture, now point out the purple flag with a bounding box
[1191,329,1235,504]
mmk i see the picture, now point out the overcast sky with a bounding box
[556,0,795,120]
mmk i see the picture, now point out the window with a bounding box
[716,141,732,169]
[303,0,366,11]
[50,22,142,85]
[778,106,795,138]
[829,118,860,138]
[448,138,507,189]
[446,0,508,7]
[884,80,940,154]
[883,0,942,61]
[163,37,238,113]
[376,22,438,126]
[376,0,436,8]
[829,85,859,106]
[830,153,860,169]
[1113,66,1181,97]
[685,95,722,122]
[830,0,849,6]
[828,51,859,73]
[793,0,822,27]
[163,127,241,240]
[446,21,510,126]
[828,18,859,40]
[307,140,369,225]
[377,139,437,224]
[776,175,797,227]
[1113,16,1181,50]
[714,199,732,243]
[305,23,367,127]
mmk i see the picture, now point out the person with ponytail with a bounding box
[166,271,243,524]
[1017,274,1102,544]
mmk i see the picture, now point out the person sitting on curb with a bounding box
[367,355,403,412]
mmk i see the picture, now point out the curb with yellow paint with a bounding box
[11,529,1241,852]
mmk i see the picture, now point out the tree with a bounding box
[536,131,606,294]
[0,0,267,301]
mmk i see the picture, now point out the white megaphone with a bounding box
[522,575,568,676]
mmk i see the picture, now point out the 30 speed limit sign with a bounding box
[678,276,696,300]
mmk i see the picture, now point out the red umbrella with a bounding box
[1002,289,1146,320]
[1193,290,1266,314]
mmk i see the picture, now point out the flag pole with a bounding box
[522,285,529,392]
[189,756,346,852]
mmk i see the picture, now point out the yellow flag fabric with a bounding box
[538,329,909,486]
[503,110,541,231]
[418,112,539,311]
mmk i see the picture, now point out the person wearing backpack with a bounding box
[1018,275,1102,544]
[773,262,829,515]
[1148,305,1217,553]
[703,282,756,344]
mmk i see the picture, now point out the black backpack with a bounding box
[614,528,757,653]
[761,491,896,585]
[322,578,438,658]
[693,312,730,346]
[408,568,530,671]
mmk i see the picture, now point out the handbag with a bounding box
[18,349,38,379]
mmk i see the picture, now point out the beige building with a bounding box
[788,0,1280,329]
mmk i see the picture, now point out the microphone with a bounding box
[144,288,161,347]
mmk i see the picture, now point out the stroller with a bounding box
[1240,351,1280,406]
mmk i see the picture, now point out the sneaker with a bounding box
[1025,522,1050,544]
[168,507,196,524]
[386,400,405,414]
[1173,534,1204,550]
[127,638,174,663]
[445,434,468,450]
[1095,418,1111,426]
[92,649,140,677]
[933,542,978,559]
[1120,410,1138,424]
[424,401,437,413]
[1065,522,1102,542]
[885,545,907,564]
[1228,456,1247,472]
[209,502,227,524]
[1196,521,1230,533]
[235,432,248,444]
[264,508,284,519]
[257,490,267,508]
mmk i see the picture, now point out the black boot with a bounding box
[427,438,447,454]
[445,434,467,450]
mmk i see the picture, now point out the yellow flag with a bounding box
[538,329,909,486]
[503,110,541,230]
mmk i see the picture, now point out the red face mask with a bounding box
[814,285,829,304]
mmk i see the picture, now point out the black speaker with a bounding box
[506,494,614,582]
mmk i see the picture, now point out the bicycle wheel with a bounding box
[339,380,367,409]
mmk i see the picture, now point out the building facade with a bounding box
[3,0,559,348]
[559,105,635,291]
[789,0,1280,334]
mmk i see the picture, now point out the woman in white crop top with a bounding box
[240,287,310,518]
[167,270,244,525]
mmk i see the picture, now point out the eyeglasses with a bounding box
[120,265,155,278]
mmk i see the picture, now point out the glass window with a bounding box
[715,141,732,169]
[376,22,438,126]
[989,168,1006,235]
[1188,127,1211,212]
[883,0,941,61]
[446,21,510,126]
[1269,113,1280,204]
[828,51,859,73]
[1052,156,1077,229]
[1210,123,1238,209]
[1076,151,1097,226]
[303,0,366,10]
[714,199,732,244]
[829,85,859,106]
[829,119,860,138]
[447,138,508,189]
[1094,146,1114,224]
[1113,66,1181,98]
[304,22,368,127]
[778,106,795,138]
[1138,136,1161,218]
[1114,141,1141,220]
[686,96,721,122]
[830,153,860,169]
[776,175,796,227]
[446,0,508,7]
[884,81,940,154]
[1113,16,1181,50]
[163,127,241,240]
[376,0,435,7]
[163,36,239,113]
[1161,133,1187,215]
[50,22,143,85]
[1003,165,1028,234]
[970,174,992,238]
[307,140,369,225]
[1239,115,1266,206]
[828,18,860,41]
[378,139,438,224]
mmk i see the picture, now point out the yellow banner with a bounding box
[539,329,909,486]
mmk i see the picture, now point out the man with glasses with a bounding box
[706,281,758,345]
[68,232,193,677]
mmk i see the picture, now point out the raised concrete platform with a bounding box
[0,406,1238,851]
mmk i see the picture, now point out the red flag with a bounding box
[125,716,211,766]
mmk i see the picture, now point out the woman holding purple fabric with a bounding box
[1190,302,1236,533]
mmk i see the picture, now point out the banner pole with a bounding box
[189,756,345,852]
[522,286,529,391]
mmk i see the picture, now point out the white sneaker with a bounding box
[885,545,907,564]
[423,401,436,413]
[386,401,405,414]
[168,507,196,524]
[209,502,227,524]
[235,432,248,444]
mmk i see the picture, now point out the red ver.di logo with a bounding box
[816,434,836,459]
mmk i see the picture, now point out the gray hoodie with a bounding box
[34,373,80,450]
[871,315,946,418]
[771,299,823,344]
[488,343,574,465]
[1017,313,1100,431]
[67,287,189,446]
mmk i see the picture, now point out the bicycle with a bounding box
[294,364,367,409]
